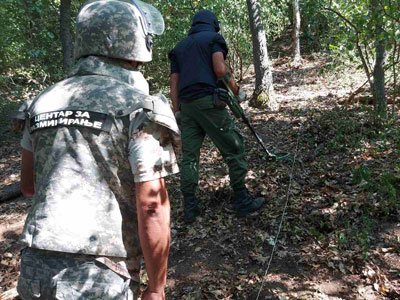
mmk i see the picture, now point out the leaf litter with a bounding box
[0,54,399,299]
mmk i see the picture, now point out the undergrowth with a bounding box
[0,66,62,144]
[299,103,400,258]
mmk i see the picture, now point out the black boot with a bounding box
[234,188,265,217]
[183,193,200,224]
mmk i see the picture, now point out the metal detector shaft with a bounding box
[242,114,292,161]
[218,77,290,160]
[240,114,276,157]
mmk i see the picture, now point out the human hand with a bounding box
[215,88,229,104]
[142,288,165,300]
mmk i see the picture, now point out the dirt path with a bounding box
[0,55,399,299]
[0,196,28,295]
[164,56,399,299]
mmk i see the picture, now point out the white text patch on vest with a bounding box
[30,110,109,133]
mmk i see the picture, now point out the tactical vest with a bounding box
[13,78,179,138]
[169,30,224,93]
[14,57,179,258]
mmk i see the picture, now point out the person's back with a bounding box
[169,9,265,224]
[20,56,147,257]
[16,1,178,299]
[169,10,228,103]
[171,30,218,98]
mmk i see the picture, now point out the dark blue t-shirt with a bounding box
[169,24,228,102]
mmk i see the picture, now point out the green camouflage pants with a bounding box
[180,95,247,195]
[17,248,138,300]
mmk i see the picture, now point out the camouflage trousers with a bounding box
[17,248,138,300]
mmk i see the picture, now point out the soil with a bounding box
[0,54,399,299]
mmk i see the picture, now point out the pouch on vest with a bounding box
[145,94,180,135]
[11,100,33,133]
[113,93,180,138]
[213,88,228,110]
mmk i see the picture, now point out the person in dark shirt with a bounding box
[169,10,265,224]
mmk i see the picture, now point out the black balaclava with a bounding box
[191,9,220,32]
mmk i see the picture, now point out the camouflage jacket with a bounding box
[19,56,178,261]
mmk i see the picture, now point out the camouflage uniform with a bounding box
[17,55,179,299]
[18,248,133,300]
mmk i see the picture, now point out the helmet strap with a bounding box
[146,34,153,51]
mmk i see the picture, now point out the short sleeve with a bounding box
[168,50,180,74]
[211,34,228,59]
[128,111,179,183]
[21,124,33,152]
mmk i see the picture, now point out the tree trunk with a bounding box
[292,0,301,62]
[246,0,276,110]
[371,0,386,118]
[373,40,386,117]
[0,183,22,203]
[60,0,72,71]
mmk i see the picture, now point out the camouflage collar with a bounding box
[70,56,144,88]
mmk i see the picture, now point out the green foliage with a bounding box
[145,0,290,91]
[352,164,400,215]
[0,0,398,99]
[381,172,397,203]
[300,0,341,51]
[0,95,20,143]
[298,101,399,259]
[0,0,86,85]
[352,164,372,185]
[336,215,377,258]
[322,1,399,101]
[0,0,60,71]
[315,105,400,218]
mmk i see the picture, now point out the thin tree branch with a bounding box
[321,7,359,33]
[322,7,373,90]
[377,0,400,21]
[349,79,369,100]
[364,43,372,72]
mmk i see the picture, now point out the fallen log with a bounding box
[0,183,22,203]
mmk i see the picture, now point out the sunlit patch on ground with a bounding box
[1,54,399,299]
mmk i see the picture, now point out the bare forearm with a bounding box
[217,69,240,96]
[212,52,239,96]
[169,73,180,112]
[21,148,34,196]
[136,179,170,295]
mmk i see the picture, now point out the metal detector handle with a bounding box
[218,78,274,156]
[218,77,291,161]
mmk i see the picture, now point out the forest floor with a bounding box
[0,53,399,299]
